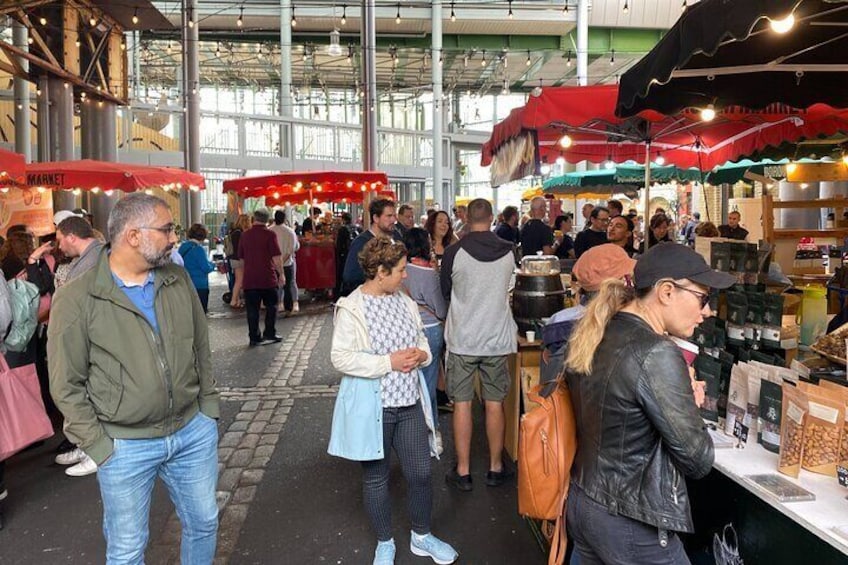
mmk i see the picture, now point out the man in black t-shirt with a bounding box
[520,197,555,257]
[574,206,610,258]
[718,211,749,241]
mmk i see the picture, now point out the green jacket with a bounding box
[47,247,219,465]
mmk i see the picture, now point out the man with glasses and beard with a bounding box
[48,193,220,564]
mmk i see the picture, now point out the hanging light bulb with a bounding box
[188,7,194,27]
[681,1,687,12]
[438,52,444,67]
[291,4,297,27]
[89,14,97,26]
[463,53,469,68]
[341,4,347,25]
[237,6,244,27]
[700,104,716,122]
[480,50,486,66]
[167,40,173,54]
[502,79,510,96]
[623,1,629,13]
[327,29,342,56]
[39,16,47,25]
[395,3,401,24]
[347,44,354,63]
[770,13,795,34]
[526,50,531,67]
[610,49,615,65]
[558,134,573,149]
[655,153,666,166]
[215,42,221,56]
[508,0,514,19]
[563,2,569,15]
[450,2,456,22]
[604,158,615,170]
[75,38,80,47]
[502,53,508,68]
[27,35,33,45]
[120,39,126,51]
[842,149,848,166]
[132,8,139,25]
[566,50,572,67]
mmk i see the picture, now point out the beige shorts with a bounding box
[446,354,510,402]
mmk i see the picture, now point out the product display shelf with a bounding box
[712,440,848,555]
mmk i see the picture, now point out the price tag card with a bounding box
[733,420,749,444]
[838,465,848,488]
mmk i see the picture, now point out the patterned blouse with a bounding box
[362,293,420,408]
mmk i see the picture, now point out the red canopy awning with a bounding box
[26,159,205,192]
[222,171,392,203]
[0,148,27,185]
[482,85,848,185]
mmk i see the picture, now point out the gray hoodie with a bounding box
[441,230,517,356]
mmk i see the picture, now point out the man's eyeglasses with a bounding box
[139,223,176,235]
[668,281,711,309]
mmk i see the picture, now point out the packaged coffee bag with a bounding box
[779,383,808,478]
[800,392,844,476]
[695,354,721,423]
[816,381,848,471]
[725,292,748,347]
[759,378,783,453]
[725,364,749,437]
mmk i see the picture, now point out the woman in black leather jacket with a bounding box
[563,242,735,564]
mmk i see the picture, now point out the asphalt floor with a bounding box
[0,275,543,564]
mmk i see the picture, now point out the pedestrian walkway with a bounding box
[0,286,543,564]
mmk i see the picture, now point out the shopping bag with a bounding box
[0,357,54,461]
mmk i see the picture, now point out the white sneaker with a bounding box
[65,454,97,477]
[292,301,300,313]
[0,489,7,501]
[55,447,85,466]
[434,431,444,457]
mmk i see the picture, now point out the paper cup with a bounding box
[669,336,699,366]
[526,330,536,342]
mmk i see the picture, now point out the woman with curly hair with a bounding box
[329,237,457,565]
[424,210,457,263]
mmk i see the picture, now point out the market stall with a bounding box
[222,171,393,294]
[0,149,50,236]
[25,159,206,233]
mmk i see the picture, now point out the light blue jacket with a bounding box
[328,288,436,461]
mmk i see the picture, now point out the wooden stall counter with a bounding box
[504,334,543,462]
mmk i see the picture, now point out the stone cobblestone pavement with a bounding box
[148,314,331,564]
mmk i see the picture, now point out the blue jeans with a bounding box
[97,412,219,565]
[421,324,444,429]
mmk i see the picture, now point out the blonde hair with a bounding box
[233,214,252,231]
[564,278,641,375]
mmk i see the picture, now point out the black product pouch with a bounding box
[725,291,748,346]
[758,379,783,453]
[717,350,735,421]
[695,354,721,422]
[761,294,785,349]
[745,292,764,347]
[711,241,731,272]
[729,242,747,273]
[744,244,759,274]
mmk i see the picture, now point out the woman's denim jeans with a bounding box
[96,412,220,565]
[422,324,444,429]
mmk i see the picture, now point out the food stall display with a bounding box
[222,171,394,294]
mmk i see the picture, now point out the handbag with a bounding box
[0,357,54,461]
[518,378,577,565]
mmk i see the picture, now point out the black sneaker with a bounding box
[485,466,515,487]
[55,438,75,454]
[445,466,473,492]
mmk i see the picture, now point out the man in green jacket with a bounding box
[48,193,220,564]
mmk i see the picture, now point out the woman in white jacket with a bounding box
[328,238,458,565]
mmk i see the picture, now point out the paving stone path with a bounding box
[148,314,331,564]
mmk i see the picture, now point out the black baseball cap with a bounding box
[634,242,737,290]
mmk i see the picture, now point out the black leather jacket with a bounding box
[565,312,714,533]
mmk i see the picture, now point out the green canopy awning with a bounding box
[614,164,702,184]
[705,159,789,185]
[543,164,702,196]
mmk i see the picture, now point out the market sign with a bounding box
[762,165,787,180]
[785,162,848,183]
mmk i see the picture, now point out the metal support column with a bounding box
[36,76,50,163]
[184,0,202,225]
[280,0,293,117]
[432,1,444,208]
[48,77,77,211]
[361,0,377,172]
[13,23,31,161]
[577,0,589,86]
[91,101,118,233]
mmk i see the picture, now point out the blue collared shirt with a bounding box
[112,270,159,333]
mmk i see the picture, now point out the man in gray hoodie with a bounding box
[441,198,517,492]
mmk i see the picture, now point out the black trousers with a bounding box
[281,265,295,312]
[245,288,278,342]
